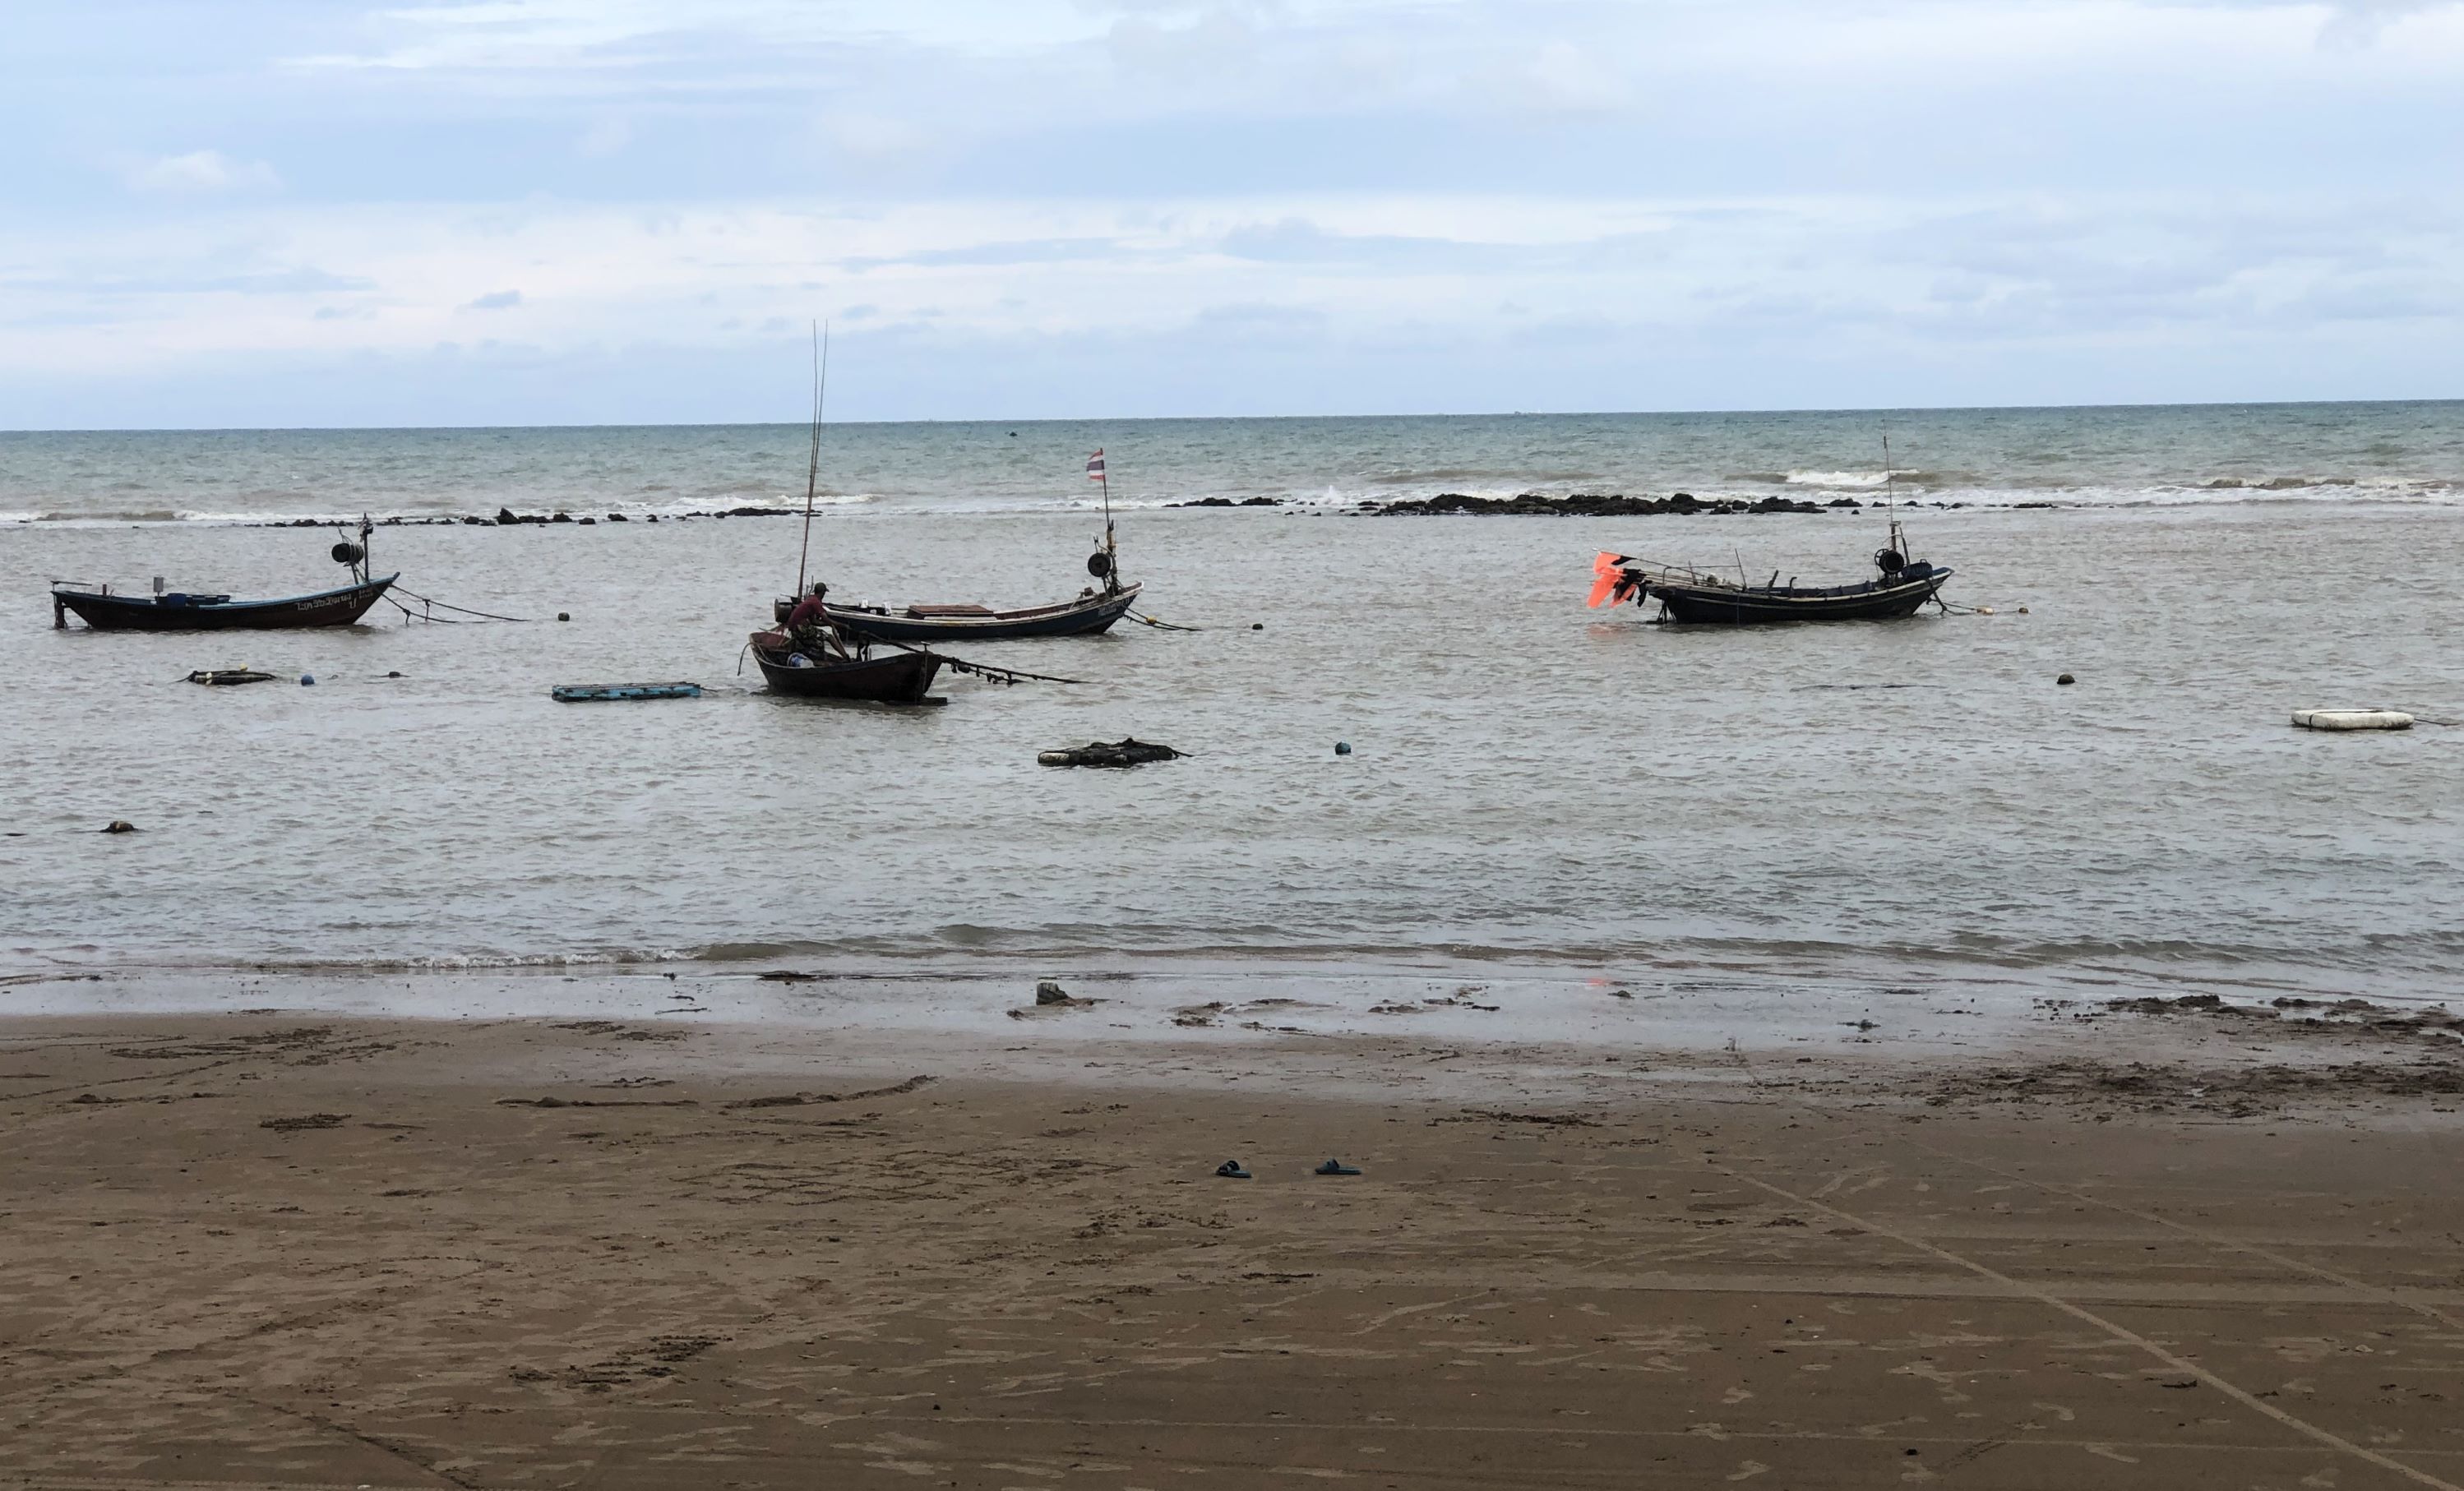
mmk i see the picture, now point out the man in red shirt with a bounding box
[784,581,845,657]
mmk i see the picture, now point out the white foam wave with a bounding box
[1781,469,1895,489]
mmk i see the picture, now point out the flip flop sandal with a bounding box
[1315,1159,1362,1176]
[1215,1160,1252,1179]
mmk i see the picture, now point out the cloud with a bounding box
[576,118,632,158]
[462,289,525,311]
[2314,0,2445,45]
[125,150,280,196]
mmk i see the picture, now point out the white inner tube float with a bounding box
[2292,709,2414,731]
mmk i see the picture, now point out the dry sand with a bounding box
[2,993,2461,1490]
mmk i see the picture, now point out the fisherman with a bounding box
[784,580,847,658]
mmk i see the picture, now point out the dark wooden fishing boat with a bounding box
[1589,519,1951,625]
[747,628,943,704]
[51,518,396,632]
[773,446,1145,641]
[777,582,1142,641]
[52,574,396,632]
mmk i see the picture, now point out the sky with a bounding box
[2,0,2461,427]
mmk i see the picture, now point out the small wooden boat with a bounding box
[1589,519,1951,625]
[52,519,396,632]
[774,447,1145,640]
[783,582,1143,641]
[186,669,278,686]
[747,629,943,704]
[53,574,397,631]
[551,681,704,702]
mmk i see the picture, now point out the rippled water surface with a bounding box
[3,408,2461,1005]
[7,401,2463,523]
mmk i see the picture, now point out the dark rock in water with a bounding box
[496,507,519,525]
[102,819,137,833]
[1169,496,1285,508]
[1826,497,1863,508]
[607,513,629,522]
[646,514,660,523]
[557,612,571,622]
[2057,673,2076,685]
[578,516,596,525]
[462,515,488,525]
[1036,737,1185,769]
[1362,490,1820,518]
[1035,980,1072,1005]
[551,511,573,524]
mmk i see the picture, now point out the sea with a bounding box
[4,402,2462,1021]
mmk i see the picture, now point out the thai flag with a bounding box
[1086,450,1106,481]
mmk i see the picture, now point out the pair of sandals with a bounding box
[1216,1159,1360,1179]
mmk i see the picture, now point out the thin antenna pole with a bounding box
[794,322,830,596]
[1101,460,1116,580]
[1882,421,1896,524]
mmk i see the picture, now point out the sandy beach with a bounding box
[4,985,2460,1490]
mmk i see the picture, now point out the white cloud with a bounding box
[125,150,281,195]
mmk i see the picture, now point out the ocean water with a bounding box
[2,403,2461,1009]
[6,401,2462,525]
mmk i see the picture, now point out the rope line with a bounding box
[387,585,537,624]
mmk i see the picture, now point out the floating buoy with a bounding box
[1250,622,1264,630]
[557,612,571,622]
[2293,709,2413,732]
[2056,674,2074,685]
[298,674,315,685]
[1334,741,1352,755]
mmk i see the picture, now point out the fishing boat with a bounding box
[1588,437,1953,625]
[51,520,395,632]
[746,628,944,704]
[1588,540,1952,624]
[797,584,1142,642]
[751,330,1090,705]
[772,448,1141,641]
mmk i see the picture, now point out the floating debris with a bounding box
[1036,738,1183,769]
[550,681,704,703]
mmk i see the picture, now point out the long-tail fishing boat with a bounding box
[1586,434,1953,624]
[747,325,947,704]
[750,330,1082,704]
[771,448,1141,641]
[50,519,396,632]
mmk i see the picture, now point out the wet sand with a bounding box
[3,999,2462,1490]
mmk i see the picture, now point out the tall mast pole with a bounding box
[1099,453,1117,592]
[794,321,829,597]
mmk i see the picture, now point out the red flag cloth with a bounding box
[1587,552,1628,608]
[1086,450,1106,480]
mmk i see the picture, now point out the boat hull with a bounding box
[779,583,1142,641]
[751,644,944,704]
[53,575,398,631]
[1650,570,1950,625]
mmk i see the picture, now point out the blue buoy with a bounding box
[1334,741,1352,755]
[298,674,315,685]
